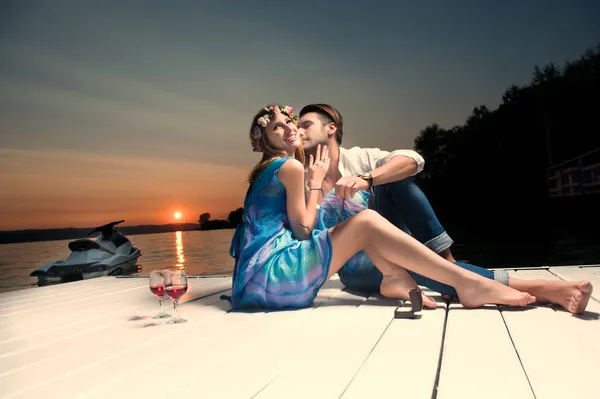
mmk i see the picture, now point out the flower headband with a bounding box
[250,104,298,152]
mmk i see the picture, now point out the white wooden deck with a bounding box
[1,265,599,399]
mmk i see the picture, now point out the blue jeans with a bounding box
[337,177,509,296]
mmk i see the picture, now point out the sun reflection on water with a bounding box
[175,231,185,269]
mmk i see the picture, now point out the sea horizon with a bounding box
[0,221,234,245]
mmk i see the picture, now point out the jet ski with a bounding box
[30,220,142,284]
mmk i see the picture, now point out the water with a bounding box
[1,226,599,295]
[0,229,235,294]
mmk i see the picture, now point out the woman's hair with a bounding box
[247,104,305,184]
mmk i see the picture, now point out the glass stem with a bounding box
[159,297,164,313]
[174,300,180,319]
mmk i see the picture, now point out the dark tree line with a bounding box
[198,208,243,230]
[412,44,600,232]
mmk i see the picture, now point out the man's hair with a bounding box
[299,104,344,145]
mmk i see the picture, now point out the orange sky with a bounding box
[0,148,249,230]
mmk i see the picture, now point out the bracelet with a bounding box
[310,187,324,193]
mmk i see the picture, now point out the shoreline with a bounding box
[0,223,235,245]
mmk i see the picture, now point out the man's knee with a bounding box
[371,186,411,235]
[372,179,416,212]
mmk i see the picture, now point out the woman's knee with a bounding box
[354,208,375,222]
[355,209,380,231]
[338,210,380,248]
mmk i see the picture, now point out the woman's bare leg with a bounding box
[327,210,536,308]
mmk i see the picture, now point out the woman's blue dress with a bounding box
[229,157,332,309]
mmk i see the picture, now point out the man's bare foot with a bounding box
[380,274,437,309]
[456,277,536,308]
[532,280,593,315]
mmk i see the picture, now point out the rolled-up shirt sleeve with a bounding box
[359,147,425,176]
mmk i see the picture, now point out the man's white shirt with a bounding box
[337,146,425,177]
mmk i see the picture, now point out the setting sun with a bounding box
[173,212,182,220]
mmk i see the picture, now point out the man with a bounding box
[295,103,510,307]
[296,103,594,314]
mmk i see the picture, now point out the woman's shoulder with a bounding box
[279,157,303,171]
[276,158,304,181]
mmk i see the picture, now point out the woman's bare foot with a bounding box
[530,280,593,315]
[380,274,438,309]
[457,277,536,308]
[442,294,458,302]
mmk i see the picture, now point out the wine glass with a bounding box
[164,270,188,324]
[149,270,171,319]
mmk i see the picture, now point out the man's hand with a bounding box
[335,176,369,199]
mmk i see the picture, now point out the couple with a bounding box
[229,103,593,314]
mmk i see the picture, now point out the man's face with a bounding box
[297,112,330,152]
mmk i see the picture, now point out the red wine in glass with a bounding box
[166,285,187,300]
[150,285,165,297]
[164,270,188,324]
[149,270,171,319]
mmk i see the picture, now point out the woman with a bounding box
[229,104,583,311]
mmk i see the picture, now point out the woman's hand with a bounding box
[307,144,330,188]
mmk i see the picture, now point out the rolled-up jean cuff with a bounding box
[424,231,454,254]
[493,270,510,286]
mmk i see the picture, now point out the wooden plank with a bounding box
[490,266,550,271]
[0,281,231,360]
[0,277,117,300]
[0,292,233,398]
[53,279,347,399]
[3,279,345,399]
[436,303,533,399]
[0,278,231,380]
[491,264,600,271]
[548,266,600,302]
[582,267,600,276]
[74,279,351,399]
[1,277,230,328]
[500,270,600,399]
[512,270,600,358]
[1,276,229,308]
[1,278,150,311]
[1,277,228,317]
[0,288,194,338]
[342,290,446,399]
[0,276,229,338]
[163,288,371,399]
[509,269,600,356]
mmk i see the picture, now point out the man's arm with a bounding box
[370,153,419,186]
[334,147,425,199]
[366,148,424,182]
